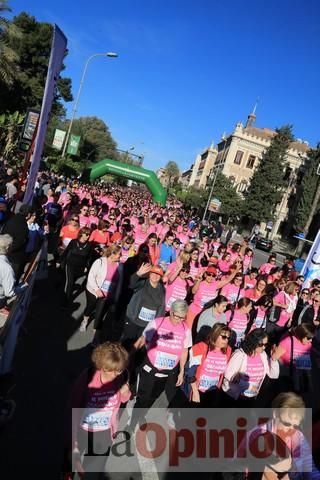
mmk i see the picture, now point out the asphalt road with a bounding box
[0,246,286,478]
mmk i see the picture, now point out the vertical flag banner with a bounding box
[301,229,320,288]
[67,134,81,155]
[52,128,66,150]
[24,25,67,205]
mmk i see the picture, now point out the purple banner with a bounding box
[24,25,67,205]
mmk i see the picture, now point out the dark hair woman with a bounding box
[60,227,93,304]
[188,323,232,407]
[222,328,281,407]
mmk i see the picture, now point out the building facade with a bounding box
[188,111,310,238]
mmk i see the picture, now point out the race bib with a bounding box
[233,329,245,346]
[81,409,112,430]
[154,351,178,370]
[295,354,311,370]
[241,381,260,398]
[101,280,112,293]
[255,316,265,328]
[198,375,218,392]
[62,238,71,247]
[138,307,157,322]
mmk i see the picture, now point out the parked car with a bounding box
[255,236,273,252]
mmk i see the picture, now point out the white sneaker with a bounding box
[79,319,88,332]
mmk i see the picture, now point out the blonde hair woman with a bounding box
[80,245,123,341]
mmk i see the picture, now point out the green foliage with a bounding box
[211,172,243,216]
[44,116,118,174]
[294,145,320,232]
[0,110,25,161]
[0,1,21,87]
[0,11,72,116]
[243,125,294,222]
[165,160,180,187]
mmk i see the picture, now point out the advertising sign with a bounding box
[208,198,221,212]
[52,128,66,150]
[67,134,81,155]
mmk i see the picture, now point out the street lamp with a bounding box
[61,52,118,158]
[202,138,228,222]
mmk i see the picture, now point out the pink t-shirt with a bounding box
[191,280,219,314]
[133,230,148,249]
[218,259,231,274]
[240,353,265,398]
[251,307,267,330]
[177,233,189,245]
[101,262,120,299]
[259,263,273,275]
[244,288,262,303]
[88,215,99,227]
[244,276,257,290]
[80,372,121,432]
[144,316,192,370]
[79,214,90,228]
[165,277,188,310]
[273,291,297,327]
[225,310,248,345]
[198,350,228,392]
[189,261,204,280]
[221,283,245,304]
[279,335,312,370]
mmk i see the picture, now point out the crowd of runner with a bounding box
[0,168,319,478]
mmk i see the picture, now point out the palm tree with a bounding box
[0,0,20,86]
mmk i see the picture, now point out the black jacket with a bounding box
[2,213,29,263]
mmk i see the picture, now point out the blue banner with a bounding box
[24,25,67,205]
[301,229,320,288]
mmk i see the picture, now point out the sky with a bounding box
[9,0,320,171]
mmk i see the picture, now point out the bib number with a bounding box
[198,375,218,391]
[81,409,111,430]
[138,307,156,322]
[154,351,177,370]
[101,280,112,294]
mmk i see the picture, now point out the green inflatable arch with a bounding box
[82,158,167,206]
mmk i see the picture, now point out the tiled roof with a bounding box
[244,126,310,153]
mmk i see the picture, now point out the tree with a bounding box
[0,1,20,87]
[294,145,320,235]
[165,161,180,187]
[210,172,243,217]
[0,12,72,116]
[0,111,25,162]
[44,116,118,173]
[243,125,294,222]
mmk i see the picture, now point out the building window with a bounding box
[238,180,248,193]
[234,150,244,165]
[246,155,256,169]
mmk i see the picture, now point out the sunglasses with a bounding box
[266,464,290,479]
[220,334,230,340]
[109,217,115,220]
[279,417,300,429]
[181,269,190,273]
[258,341,268,348]
[313,300,320,303]
[301,291,309,295]
[206,272,215,277]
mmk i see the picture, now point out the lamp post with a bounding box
[61,52,118,158]
[202,138,228,222]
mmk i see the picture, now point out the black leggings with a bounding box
[83,290,113,330]
[64,265,84,301]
